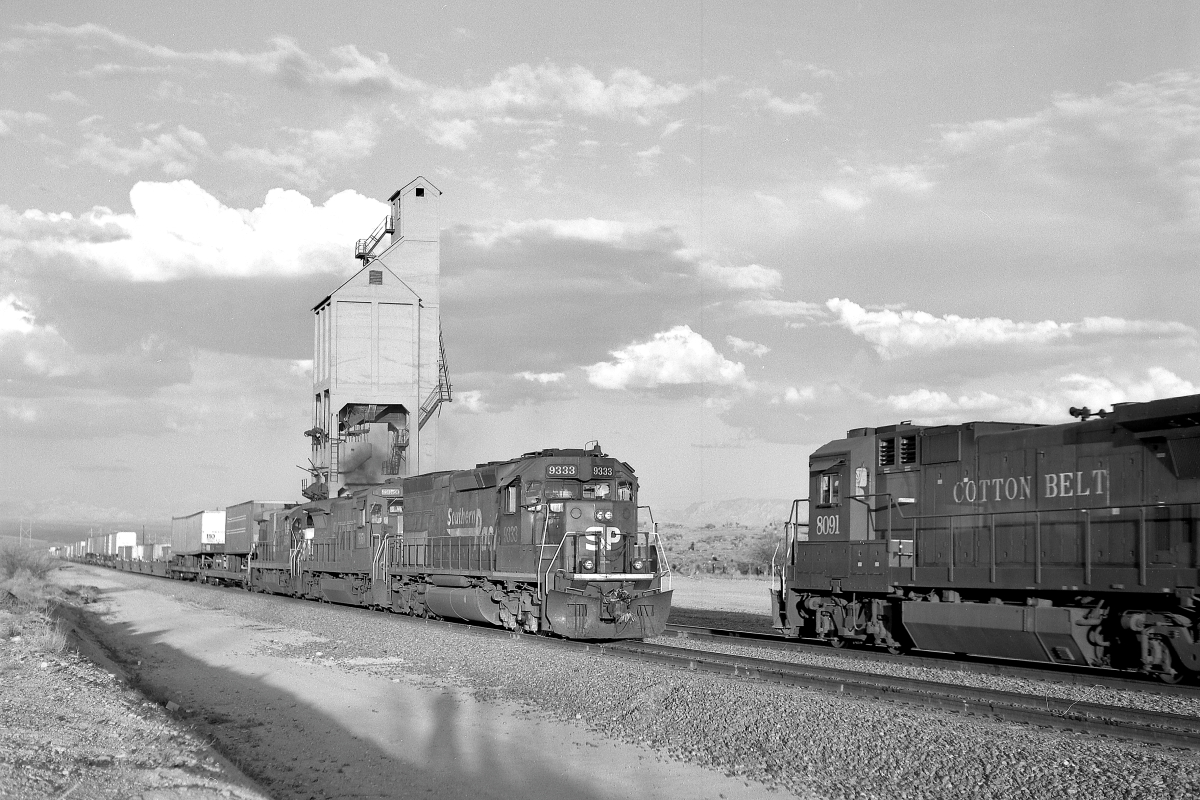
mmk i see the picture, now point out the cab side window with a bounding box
[370,503,383,524]
[819,474,840,506]
[504,482,520,514]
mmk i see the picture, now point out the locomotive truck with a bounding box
[772,393,1200,682]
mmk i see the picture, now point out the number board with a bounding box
[592,465,614,478]
[379,488,401,497]
[547,464,577,477]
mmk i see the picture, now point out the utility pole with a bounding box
[19,519,32,548]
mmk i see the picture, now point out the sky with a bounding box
[1,2,1199,525]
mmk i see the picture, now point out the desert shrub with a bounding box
[26,617,67,654]
[0,544,56,580]
[1,575,47,606]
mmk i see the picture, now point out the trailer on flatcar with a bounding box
[772,393,1200,682]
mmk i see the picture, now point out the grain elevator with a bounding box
[302,177,451,500]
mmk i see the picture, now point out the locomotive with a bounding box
[90,444,673,640]
[772,393,1200,682]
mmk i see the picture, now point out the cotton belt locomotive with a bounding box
[773,393,1200,682]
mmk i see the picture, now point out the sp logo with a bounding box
[582,526,623,550]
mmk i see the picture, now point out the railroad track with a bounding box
[387,613,1200,751]
[597,637,1200,751]
[661,623,1200,699]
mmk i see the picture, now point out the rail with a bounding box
[605,638,1200,751]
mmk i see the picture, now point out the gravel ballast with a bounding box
[655,634,1200,718]
[61,566,1200,799]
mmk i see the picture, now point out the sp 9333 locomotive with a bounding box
[114,444,671,640]
[772,393,1200,682]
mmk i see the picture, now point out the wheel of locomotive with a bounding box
[828,637,845,648]
[1156,648,1188,684]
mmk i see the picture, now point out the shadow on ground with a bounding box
[61,578,618,800]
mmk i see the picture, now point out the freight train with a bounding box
[77,444,673,640]
[772,393,1200,682]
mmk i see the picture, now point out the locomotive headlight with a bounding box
[632,558,645,571]
[579,557,595,572]
[604,510,613,520]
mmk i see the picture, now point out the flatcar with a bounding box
[86,444,673,640]
[772,393,1200,682]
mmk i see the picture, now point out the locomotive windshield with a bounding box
[582,482,611,499]
[527,475,635,504]
[541,480,617,500]
[544,480,580,499]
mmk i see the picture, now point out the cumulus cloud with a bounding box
[725,335,770,357]
[455,390,487,413]
[516,371,565,384]
[699,262,782,293]
[74,124,209,176]
[21,24,696,118]
[741,87,822,117]
[15,23,415,93]
[0,109,50,136]
[585,326,748,391]
[1,180,386,281]
[828,298,1195,359]
[937,71,1200,221]
[885,368,1199,424]
[737,298,825,318]
[820,186,869,212]
[467,217,673,248]
[661,119,686,138]
[424,63,695,123]
[0,295,35,334]
[223,115,380,187]
[635,144,663,174]
[0,295,191,393]
[820,164,934,212]
[424,118,479,150]
[48,90,87,106]
[781,386,815,404]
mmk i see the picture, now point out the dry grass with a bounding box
[0,555,69,656]
[25,617,68,653]
[0,543,57,581]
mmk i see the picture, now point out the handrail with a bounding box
[535,510,550,599]
[637,504,673,591]
[780,498,809,593]
[372,532,400,580]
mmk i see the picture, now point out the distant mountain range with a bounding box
[659,498,794,528]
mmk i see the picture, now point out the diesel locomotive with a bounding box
[90,444,673,640]
[772,393,1200,682]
